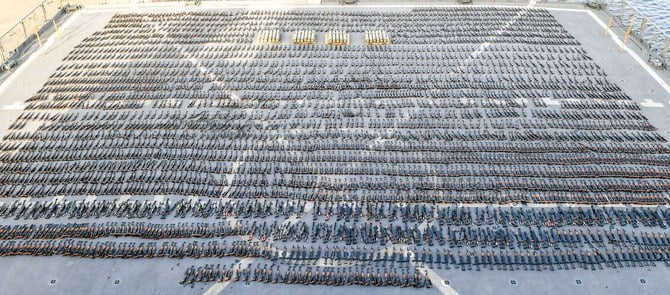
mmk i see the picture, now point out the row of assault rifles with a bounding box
[0,198,668,228]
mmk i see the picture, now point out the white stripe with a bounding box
[640,99,664,108]
[454,8,530,73]
[423,267,459,295]
[203,200,314,294]
[202,257,255,295]
[542,97,560,105]
[406,247,460,295]
[0,101,24,110]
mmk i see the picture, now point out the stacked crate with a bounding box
[325,31,349,45]
[364,30,390,45]
[257,29,281,44]
[292,30,316,44]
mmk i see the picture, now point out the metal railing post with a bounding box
[34,29,43,49]
[52,19,61,39]
[604,16,613,37]
[663,37,670,58]
[619,0,626,21]
[620,15,634,52]
[639,17,647,37]
[0,42,6,63]
[20,21,28,39]
[41,3,48,22]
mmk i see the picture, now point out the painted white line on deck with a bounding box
[542,97,560,106]
[454,7,530,73]
[204,201,315,294]
[203,257,255,295]
[139,15,269,202]
[585,10,670,94]
[353,247,459,295]
[640,99,664,108]
[423,267,458,295]
[407,249,459,295]
[0,101,24,110]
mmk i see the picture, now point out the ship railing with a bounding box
[0,0,86,67]
[600,0,669,67]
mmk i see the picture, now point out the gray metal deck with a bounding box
[0,2,670,295]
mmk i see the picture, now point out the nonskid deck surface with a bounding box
[1,5,670,295]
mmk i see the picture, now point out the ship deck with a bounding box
[0,2,670,295]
